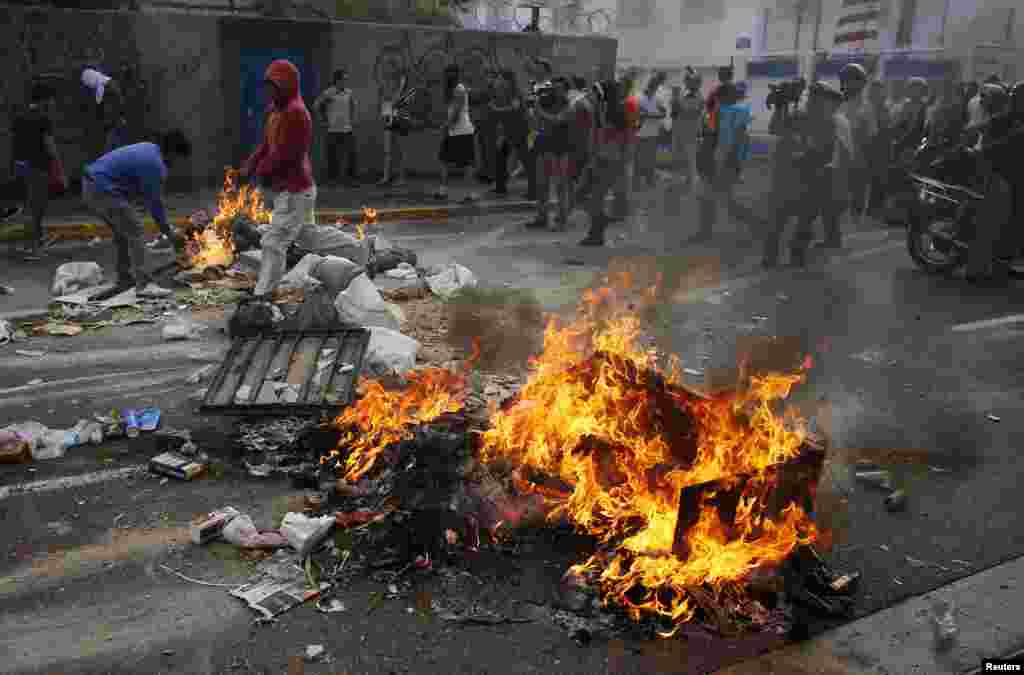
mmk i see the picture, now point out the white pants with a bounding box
[254,186,317,296]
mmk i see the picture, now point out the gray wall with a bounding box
[0,6,617,190]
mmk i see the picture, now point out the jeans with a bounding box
[326,132,358,182]
[254,186,317,297]
[82,176,150,289]
[381,129,404,180]
[495,134,534,196]
[585,153,628,241]
[23,167,50,247]
[763,168,841,263]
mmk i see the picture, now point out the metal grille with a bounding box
[201,328,370,415]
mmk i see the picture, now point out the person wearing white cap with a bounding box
[81,67,120,105]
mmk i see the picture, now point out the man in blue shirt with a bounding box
[81,130,191,298]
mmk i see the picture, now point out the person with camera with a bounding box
[762,83,847,268]
[526,77,574,230]
[435,65,476,201]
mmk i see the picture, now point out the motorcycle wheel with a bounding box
[906,208,966,276]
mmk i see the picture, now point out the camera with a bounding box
[526,80,555,109]
[766,79,806,110]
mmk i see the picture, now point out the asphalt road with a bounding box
[2,179,1024,674]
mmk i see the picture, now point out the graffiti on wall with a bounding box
[371,29,553,125]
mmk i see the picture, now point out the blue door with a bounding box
[240,48,317,153]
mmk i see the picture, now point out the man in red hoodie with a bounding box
[241,59,315,299]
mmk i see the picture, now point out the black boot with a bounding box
[580,215,607,246]
[789,245,808,268]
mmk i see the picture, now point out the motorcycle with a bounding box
[905,144,1024,277]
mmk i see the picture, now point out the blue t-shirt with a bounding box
[85,142,168,226]
[718,103,752,163]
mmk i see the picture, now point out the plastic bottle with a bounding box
[930,598,958,647]
[125,409,140,439]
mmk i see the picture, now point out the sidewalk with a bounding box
[718,553,1024,675]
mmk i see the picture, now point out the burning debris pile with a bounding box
[314,272,852,637]
[184,168,271,271]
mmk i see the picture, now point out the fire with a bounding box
[325,367,469,482]
[187,168,271,269]
[356,207,377,240]
[328,269,819,634]
[476,271,817,634]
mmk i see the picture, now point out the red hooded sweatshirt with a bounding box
[244,59,314,193]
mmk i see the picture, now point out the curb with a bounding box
[717,553,1024,675]
[2,199,538,244]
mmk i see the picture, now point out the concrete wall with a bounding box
[0,6,616,190]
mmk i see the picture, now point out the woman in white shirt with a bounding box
[636,71,668,188]
[436,65,476,200]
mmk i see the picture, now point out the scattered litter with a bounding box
[279,254,325,292]
[951,559,971,567]
[231,565,330,620]
[281,512,335,557]
[987,414,1001,422]
[162,317,204,341]
[305,645,326,662]
[222,513,289,549]
[884,490,907,512]
[191,506,242,545]
[160,564,240,588]
[161,649,175,656]
[776,293,790,302]
[27,377,45,385]
[245,461,273,478]
[186,364,217,385]
[0,320,15,346]
[138,408,161,432]
[930,598,958,648]
[14,350,46,358]
[893,577,903,585]
[829,572,860,593]
[424,263,478,300]
[384,262,418,281]
[851,349,888,366]
[855,470,892,490]
[752,315,768,322]
[316,597,347,613]
[149,452,206,481]
[113,513,127,526]
[36,322,83,337]
[928,466,950,473]
[683,368,704,377]
[51,261,105,296]
[314,255,364,295]
[0,285,13,295]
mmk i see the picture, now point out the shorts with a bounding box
[440,133,476,168]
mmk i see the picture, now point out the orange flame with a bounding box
[476,270,817,634]
[328,270,818,634]
[188,167,271,269]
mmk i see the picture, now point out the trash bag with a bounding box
[334,273,400,330]
[365,327,420,376]
[370,247,418,276]
[424,263,478,300]
[279,254,325,292]
[51,262,105,296]
[313,256,364,296]
[229,299,276,338]
[287,287,346,331]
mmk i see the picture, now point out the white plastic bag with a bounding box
[333,273,400,330]
[313,256,363,296]
[278,254,324,292]
[222,513,288,549]
[364,327,420,376]
[51,262,105,296]
[0,319,13,346]
[280,512,335,557]
[424,263,478,300]
[298,225,369,265]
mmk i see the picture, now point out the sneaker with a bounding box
[0,205,23,223]
[137,282,174,299]
[579,236,604,247]
[376,176,393,187]
[433,188,448,200]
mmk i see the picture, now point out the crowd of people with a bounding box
[4,59,1022,305]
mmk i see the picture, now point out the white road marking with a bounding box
[0,369,191,409]
[951,315,1024,333]
[0,465,147,501]
[0,366,187,396]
